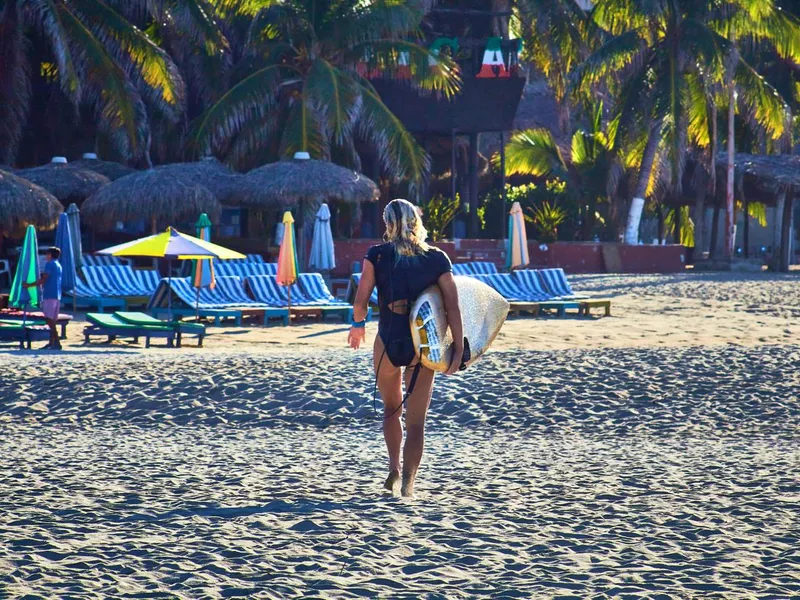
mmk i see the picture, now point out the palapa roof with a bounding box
[152,157,251,206]
[241,158,380,208]
[16,162,110,203]
[70,158,136,181]
[0,169,63,236]
[715,153,800,199]
[81,167,221,231]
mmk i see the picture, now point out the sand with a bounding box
[1,272,799,597]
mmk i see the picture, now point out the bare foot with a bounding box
[401,469,416,497]
[384,469,400,492]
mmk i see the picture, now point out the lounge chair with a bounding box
[82,254,132,267]
[510,270,554,302]
[98,311,206,347]
[470,274,543,316]
[64,279,127,312]
[82,265,158,298]
[0,322,50,349]
[213,276,289,325]
[214,262,278,278]
[223,254,266,264]
[0,309,72,339]
[470,262,499,275]
[245,274,349,321]
[346,273,379,307]
[84,312,180,348]
[297,273,358,321]
[535,268,588,300]
[451,263,474,276]
[148,277,249,326]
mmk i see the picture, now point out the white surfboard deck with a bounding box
[409,275,509,372]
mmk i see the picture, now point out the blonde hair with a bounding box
[383,198,430,257]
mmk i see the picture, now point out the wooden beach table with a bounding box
[0,310,72,339]
[579,299,612,317]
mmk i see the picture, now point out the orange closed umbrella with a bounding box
[276,211,299,324]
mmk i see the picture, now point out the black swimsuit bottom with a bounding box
[379,312,416,368]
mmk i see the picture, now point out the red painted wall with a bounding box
[330,239,686,277]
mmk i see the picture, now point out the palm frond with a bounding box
[279,94,328,160]
[0,0,30,163]
[347,39,461,97]
[573,28,648,96]
[322,1,425,49]
[503,128,569,177]
[70,0,185,118]
[735,58,790,139]
[188,63,291,155]
[356,81,428,184]
[26,0,81,98]
[57,3,146,155]
[305,59,361,145]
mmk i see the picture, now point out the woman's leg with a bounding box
[401,365,436,497]
[374,336,403,488]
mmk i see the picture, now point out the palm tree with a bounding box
[579,0,797,245]
[190,0,460,184]
[502,102,614,239]
[0,0,186,165]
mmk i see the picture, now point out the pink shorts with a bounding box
[42,299,60,321]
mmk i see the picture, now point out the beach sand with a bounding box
[1,272,799,597]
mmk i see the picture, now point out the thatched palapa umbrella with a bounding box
[71,153,136,181]
[81,167,221,233]
[241,153,380,265]
[152,157,251,206]
[241,153,380,208]
[17,157,110,204]
[0,169,63,238]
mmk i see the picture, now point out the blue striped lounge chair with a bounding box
[246,275,349,321]
[81,265,155,298]
[347,273,379,307]
[64,279,126,312]
[297,273,356,321]
[223,254,265,264]
[511,270,555,301]
[82,254,132,267]
[148,277,248,326]
[470,262,499,275]
[215,262,277,278]
[472,273,539,303]
[451,263,474,276]
[535,268,587,300]
[213,276,289,325]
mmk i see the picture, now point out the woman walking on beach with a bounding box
[349,199,463,497]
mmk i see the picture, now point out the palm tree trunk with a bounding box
[656,204,664,244]
[624,119,662,244]
[709,193,721,258]
[725,82,736,259]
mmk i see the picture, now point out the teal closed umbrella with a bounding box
[191,213,216,319]
[9,225,40,324]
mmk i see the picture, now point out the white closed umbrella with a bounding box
[308,203,336,271]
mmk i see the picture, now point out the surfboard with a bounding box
[409,275,509,372]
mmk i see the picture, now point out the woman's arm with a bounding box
[438,272,464,375]
[348,259,376,350]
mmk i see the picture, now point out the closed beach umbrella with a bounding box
[9,225,40,322]
[276,211,299,322]
[191,213,216,318]
[66,204,84,270]
[308,203,335,272]
[99,227,244,319]
[54,214,77,311]
[506,201,529,271]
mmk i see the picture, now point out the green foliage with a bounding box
[665,206,696,247]
[422,193,460,242]
[524,201,567,243]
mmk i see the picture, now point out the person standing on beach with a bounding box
[349,199,463,497]
[24,246,63,350]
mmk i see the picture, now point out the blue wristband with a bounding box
[351,319,366,328]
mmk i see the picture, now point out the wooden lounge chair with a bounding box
[213,276,289,325]
[115,311,206,346]
[148,277,247,326]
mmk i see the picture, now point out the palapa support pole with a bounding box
[500,131,507,241]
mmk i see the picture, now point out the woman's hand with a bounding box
[444,342,464,375]
[348,326,366,350]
